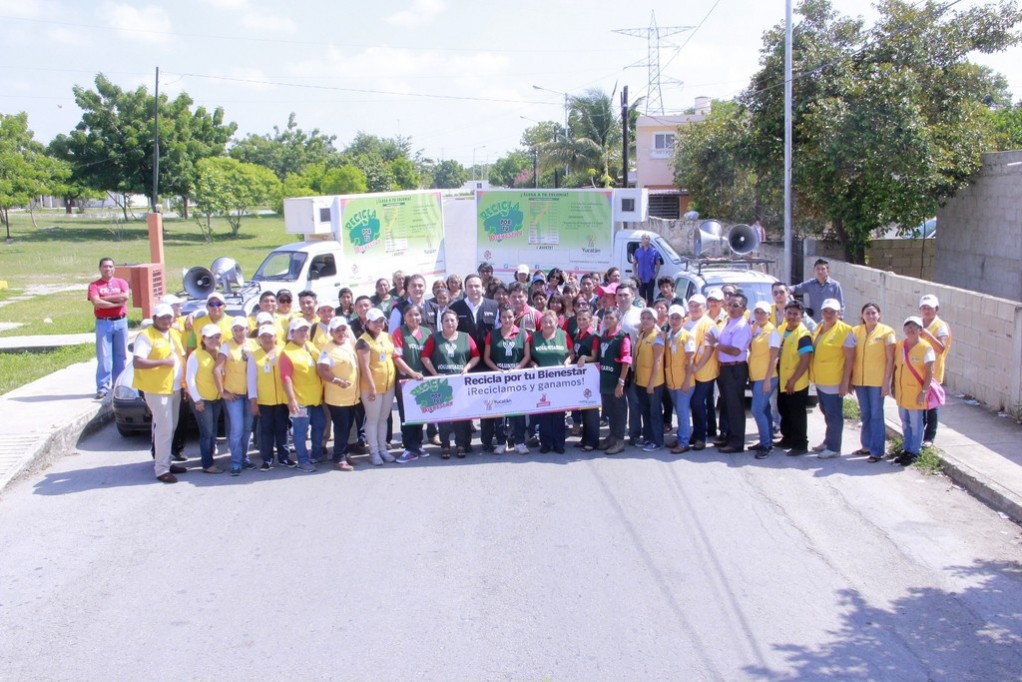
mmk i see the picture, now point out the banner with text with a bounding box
[401,365,601,424]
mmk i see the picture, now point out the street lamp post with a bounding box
[532,85,569,137]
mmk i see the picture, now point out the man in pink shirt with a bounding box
[88,257,130,399]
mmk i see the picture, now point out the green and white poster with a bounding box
[476,189,613,277]
[336,190,446,289]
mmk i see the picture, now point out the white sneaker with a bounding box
[493,444,507,455]
[818,449,840,459]
[515,443,529,455]
[380,450,396,463]
[811,442,827,453]
[370,451,384,466]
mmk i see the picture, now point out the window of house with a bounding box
[652,133,676,157]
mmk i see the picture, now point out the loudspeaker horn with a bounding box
[727,223,760,255]
[210,256,244,292]
[183,266,215,300]
[694,220,725,256]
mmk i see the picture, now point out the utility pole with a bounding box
[152,66,160,213]
[620,86,630,188]
[613,12,692,115]
[784,0,793,284]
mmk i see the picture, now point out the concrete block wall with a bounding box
[819,256,1022,411]
[935,150,1022,300]
[867,239,934,281]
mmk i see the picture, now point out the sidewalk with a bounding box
[1,347,1022,522]
[0,333,94,351]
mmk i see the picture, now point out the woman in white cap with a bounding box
[663,304,695,454]
[186,323,225,473]
[892,316,935,466]
[918,294,951,447]
[279,319,325,472]
[247,324,290,469]
[850,303,896,462]
[215,317,255,476]
[356,308,398,466]
[317,316,359,471]
[748,301,781,457]
[809,298,855,458]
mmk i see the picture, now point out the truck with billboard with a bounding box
[474,188,689,283]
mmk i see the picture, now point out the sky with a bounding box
[2,0,1020,168]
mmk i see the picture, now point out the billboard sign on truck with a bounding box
[476,189,614,277]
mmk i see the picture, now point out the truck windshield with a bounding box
[653,237,684,264]
[253,251,307,282]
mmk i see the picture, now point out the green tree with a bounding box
[990,101,1022,150]
[59,74,235,217]
[229,113,338,180]
[0,113,61,239]
[488,151,532,187]
[544,88,638,187]
[429,159,467,189]
[193,157,280,240]
[739,0,1021,262]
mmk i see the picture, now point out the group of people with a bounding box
[116,253,951,484]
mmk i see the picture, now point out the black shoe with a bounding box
[259,461,273,471]
[171,451,187,462]
[896,453,917,466]
[281,458,297,468]
[786,447,807,456]
[169,464,187,474]
[754,449,771,459]
[527,436,540,447]
[553,447,565,454]
[539,445,552,454]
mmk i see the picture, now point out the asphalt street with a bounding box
[1,418,1021,680]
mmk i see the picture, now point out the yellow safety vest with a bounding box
[633,328,664,388]
[810,320,852,386]
[779,324,811,392]
[927,317,952,383]
[132,326,176,395]
[192,349,220,401]
[851,323,895,387]
[252,345,285,405]
[357,331,397,393]
[894,339,934,410]
[321,341,360,407]
[748,322,777,382]
[692,316,719,383]
[664,327,693,390]
[281,342,322,406]
[221,338,252,395]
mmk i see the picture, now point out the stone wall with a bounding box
[935,150,1022,300]
[820,256,1022,411]
[867,239,935,281]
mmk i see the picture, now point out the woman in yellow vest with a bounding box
[247,324,290,470]
[316,316,359,471]
[634,308,666,452]
[918,294,951,447]
[851,303,896,462]
[748,302,781,457]
[777,301,813,454]
[185,323,224,473]
[892,316,935,466]
[280,318,324,472]
[663,304,695,454]
[356,308,397,466]
[215,316,255,476]
[809,298,855,458]
[684,294,719,450]
[133,304,185,483]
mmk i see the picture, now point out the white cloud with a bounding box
[203,0,248,7]
[240,11,297,34]
[45,26,92,48]
[386,0,446,27]
[225,66,275,91]
[100,2,173,44]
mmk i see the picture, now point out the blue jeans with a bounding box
[291,404,326,466]
[690,380,714,443]
[190,398,223,468]
[637,385,664,447]
[625,380,642,442]
[95,316,128,393]
[668,387,693,447]
[538,412,566,451]
[855,386,886,456]
[817,391,844,452]
[223,395,253,469]
[899,407,924,455]
[750,378,777,449]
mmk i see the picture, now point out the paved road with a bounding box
[1,419,1021,680]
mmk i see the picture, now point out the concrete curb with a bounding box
[884,412,1022,523]
[0,399,112,497]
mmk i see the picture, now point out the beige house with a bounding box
[634,98,710,218]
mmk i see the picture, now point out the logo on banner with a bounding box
[345,208,382,253]
[583,388,592,399]
[536,393,550,408]
[410,378,455,413]
[480,201,524,242]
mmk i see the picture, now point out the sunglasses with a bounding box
[208,301,225,307]
[728,303,744,309]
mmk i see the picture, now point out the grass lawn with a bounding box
[0,345,94,395]
[0,208,294,392]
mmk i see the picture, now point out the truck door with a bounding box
[307,252,340,303]
[617,235,642,281]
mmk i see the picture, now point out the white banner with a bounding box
[400,365,601,424]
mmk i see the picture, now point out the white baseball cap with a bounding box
[328,316,349,331]
[705,288,724,301]
[688,294,707,306]
[206,292,226,305]
[821,298,842,311]
[257,324,277,337]
[919,294,939,308]
[256,312,274,325]
[288,318,311,333]
[904,315,924,328]
[516,264,530,275]
[668,304,686,318]
[231,316,248,329]
[152,303,174,318]
[200,323,222,338]
[753,301,771,314]
[366,308,386,323]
